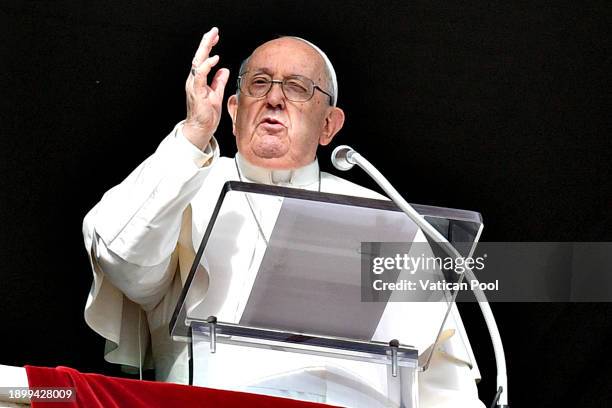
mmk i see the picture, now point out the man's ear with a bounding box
[319,107,345,146]
[227,94,238,135]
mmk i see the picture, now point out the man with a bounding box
[83,28,484,407]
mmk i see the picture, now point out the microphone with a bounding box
[331,145,356,171]
[330,145,509,407]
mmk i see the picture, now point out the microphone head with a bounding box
[331,145,356,171]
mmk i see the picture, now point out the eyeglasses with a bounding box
[237,72,333,104]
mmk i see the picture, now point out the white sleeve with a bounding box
[81,123,219,368]
[91,236,174,310]
[84,122,219,268]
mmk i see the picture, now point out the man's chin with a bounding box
[246,148,295,169]
[251,139,288,159]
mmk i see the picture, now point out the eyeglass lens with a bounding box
[242,74,314,102]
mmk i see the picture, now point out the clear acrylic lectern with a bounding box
[170,181,483,408]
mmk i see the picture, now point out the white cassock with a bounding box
[82,122,485,408]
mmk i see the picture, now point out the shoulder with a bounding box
[320,171,388,200]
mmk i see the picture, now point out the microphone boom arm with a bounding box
[331,145,509,407]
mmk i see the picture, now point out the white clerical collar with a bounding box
[235,153,320,190]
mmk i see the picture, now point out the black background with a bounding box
[1,1,611,406]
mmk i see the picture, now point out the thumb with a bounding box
[211,68,230,98]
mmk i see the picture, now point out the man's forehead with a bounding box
[246,38,325,77]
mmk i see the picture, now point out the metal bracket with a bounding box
[389,339,399,377]
[207,316,217,353]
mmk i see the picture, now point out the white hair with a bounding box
[238,36,338,106]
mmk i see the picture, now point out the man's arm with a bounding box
[83,27,229,299]
[83,125,217,303]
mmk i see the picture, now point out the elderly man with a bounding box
[83,28,484,407]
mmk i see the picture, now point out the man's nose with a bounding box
[265,81,286,108]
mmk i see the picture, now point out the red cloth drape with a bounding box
[25,366,340,408]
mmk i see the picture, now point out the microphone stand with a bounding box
[332,145,509,408]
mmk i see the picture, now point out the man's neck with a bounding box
[235,153,320,189]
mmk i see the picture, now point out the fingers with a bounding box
[192,27,219,68]
[192,54,220,88]
[184,27,228,101]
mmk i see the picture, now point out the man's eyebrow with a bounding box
[249,67,274,75]
[248,67,309,78]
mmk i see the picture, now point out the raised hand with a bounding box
[183,27,230,150]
